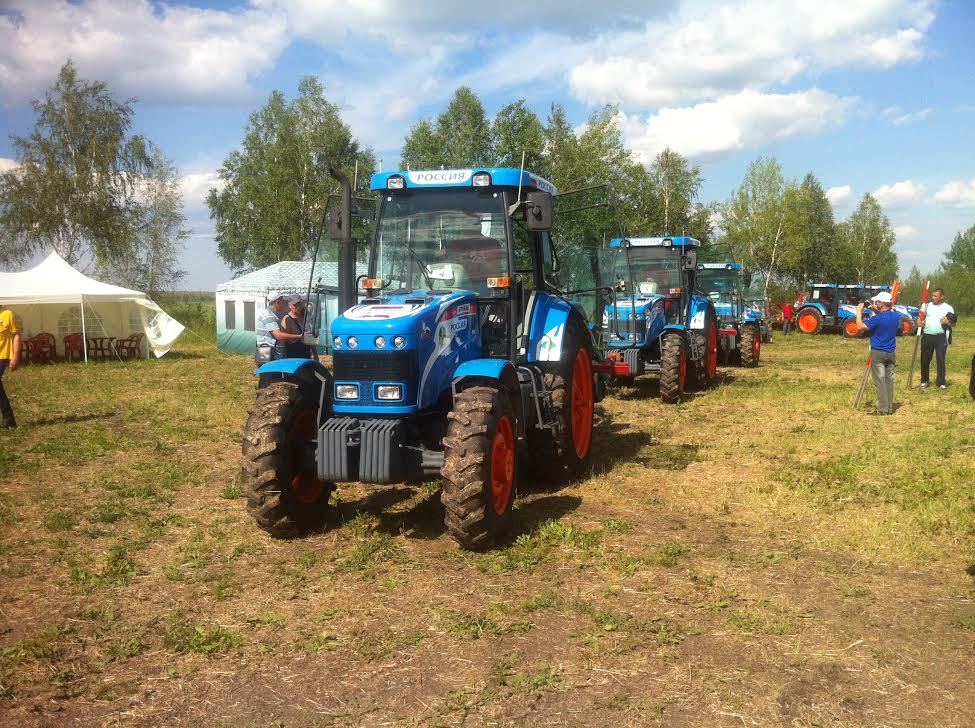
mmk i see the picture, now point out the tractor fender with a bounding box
[452,358,520,394]
[797,302,827,317]
[661,323,689,336]
[687,297,712,330]
[255,358,332,397]
[528,294,585,363]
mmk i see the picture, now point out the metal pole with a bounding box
[80,295,88,363]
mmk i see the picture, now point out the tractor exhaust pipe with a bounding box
[328,166,356,314]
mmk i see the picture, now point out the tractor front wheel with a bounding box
[690,308,718,390]
[441,385,516,550]
[842,318,860,338]
[796,308,823,335]
[659,332,687,404]
[739,326,760,367]
[241,382,332,538]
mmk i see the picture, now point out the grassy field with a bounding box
[1,320,974,726]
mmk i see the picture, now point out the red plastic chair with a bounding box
[116,333,145,360]
[63,332,85,362]
[30,333,57,364]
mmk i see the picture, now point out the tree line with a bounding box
[2,65,971,312]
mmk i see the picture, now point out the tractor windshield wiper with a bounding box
[405,244,435,291]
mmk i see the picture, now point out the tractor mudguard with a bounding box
[256,357,331,379]
[452,359,520,394]
[798,302,827,317]
[687,297,711,330]
[528,295,575,363]
[661,323,688,335]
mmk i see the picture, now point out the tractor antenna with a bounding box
[508,150,527,217]
[353,159,359,191]
[378,156,383,173]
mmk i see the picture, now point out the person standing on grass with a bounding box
[0,304,22,428]
[856,291,901,416]
[256,290,303,362]
[780,301,794,336]
[282,294,317,361]
[919,287,956,390]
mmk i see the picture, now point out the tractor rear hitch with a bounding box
[593,360,631,377]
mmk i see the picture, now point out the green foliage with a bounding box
[400,87,491,169]
[490,99,547,173]
[943,223,975,270]
[207,76,375,272]
[832,194,898,283]
[0,60,154,269]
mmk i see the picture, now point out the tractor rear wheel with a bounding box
[796,308,823,335]
[690,308,718,390]
[841,318,860,338]
[739,325,760,367]
[527,326,595,484]
[441,385,516,550]
[659,332,687,404]
[898,317,914,336]
[241,382,332,538]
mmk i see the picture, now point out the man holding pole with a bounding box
[856,292,901,416]
[919,288,955,390]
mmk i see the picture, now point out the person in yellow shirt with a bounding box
[0,304,22,428]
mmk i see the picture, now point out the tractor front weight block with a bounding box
[318,417,407,484]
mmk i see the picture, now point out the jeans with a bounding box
[0,359,14,426]
[870,349,895,414]
[920,332,947,386]
[782,318,792,335]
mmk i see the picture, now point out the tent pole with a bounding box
[80,295,88,363]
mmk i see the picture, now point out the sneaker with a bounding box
[939,384,947,390]
[920,382,929,389]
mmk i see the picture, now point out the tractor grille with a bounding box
[333,351,417,382]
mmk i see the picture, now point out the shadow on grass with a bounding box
[30,411,119,426]
[588,417,655,476]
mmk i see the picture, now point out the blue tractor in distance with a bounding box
[602,236,719,403]
[241,167,622,550]
[794,283,915,337]
[696,262,764,366]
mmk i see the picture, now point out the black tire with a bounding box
[739,325,760,367]
[659,332,687,404]
[527,325,595,484]
[795,308,823,335]
[441,386,516,550]
[689,307,718,390]
[241,382,332,538]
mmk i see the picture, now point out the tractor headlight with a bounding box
[472,172,491,186]
[376,385,403,401]
[335,384,359,400]
[332,336,343,349]
[387,175,405,189]
[347,336,359,349]
[375,336,386,349]
[392,335,406,349]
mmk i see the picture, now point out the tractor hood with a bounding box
[608,294,662,319]
[331,290,478,346]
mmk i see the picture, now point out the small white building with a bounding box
[215,261,347,355]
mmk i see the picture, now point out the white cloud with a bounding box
[872,179,925,208]
[0,157,18,172]
[826,185,853,206]
[893,224,917,238]
[0,0,289,104]
[932,178,975,208]
[180,171,224,213]
[618,88,857,162]
[568,0,934,108]
[881,105,933,125]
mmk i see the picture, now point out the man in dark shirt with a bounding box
[856,292,901,415]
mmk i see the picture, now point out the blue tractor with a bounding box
[695,262,764,366]
[601,236,719,403]
[794,283,915,337]
[240,167,618,549]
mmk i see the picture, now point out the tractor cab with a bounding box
[695,261,766,361]
[242,166,621,550]
[600,237,723,402]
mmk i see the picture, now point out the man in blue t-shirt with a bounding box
[856,291,902,415]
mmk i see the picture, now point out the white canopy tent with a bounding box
[0,251,185,360]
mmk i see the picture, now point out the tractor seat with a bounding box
[447,236,504,282]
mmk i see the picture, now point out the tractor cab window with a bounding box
[696,269,739,305]
[623,247,682,297]
[374,189,509,296]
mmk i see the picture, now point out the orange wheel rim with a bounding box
[290,409,324,504]
[902,319,911,334]
[798,312,817,333]
[678,345,687,393]
[752,334,760,363]
[570,349,594,459]
[845,320,858,336]
[490,415,515,515]
[707,321,718,378]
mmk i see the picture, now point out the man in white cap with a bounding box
[256,290,304,363]
[856,291,901,415]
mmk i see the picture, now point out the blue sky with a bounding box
[2,0,973,289]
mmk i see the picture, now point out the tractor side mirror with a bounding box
[328,203,345,242]
[684,249,698,270]
[525,191,554,231]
